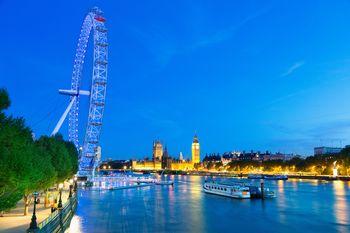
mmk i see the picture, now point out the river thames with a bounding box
[70,176,350,233]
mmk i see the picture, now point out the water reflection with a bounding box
[74,176,350,233]
[69,215,83,233]
[276,180,287,224]
[277,180,285,193]
[333,181,349,233]
[187,176,205,232]
[290,179,298,190]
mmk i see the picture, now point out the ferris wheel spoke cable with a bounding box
[31,96,66,129]
[28,93,59,124]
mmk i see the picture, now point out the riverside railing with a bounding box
[27,194,77,233]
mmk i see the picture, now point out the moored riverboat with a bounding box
[155,180,174,185]
[248,174,263,179]
[264,174,288,180]
[248,185,275,199]
[203,181,250,199]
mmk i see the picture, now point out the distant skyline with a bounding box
[2,1,350,159]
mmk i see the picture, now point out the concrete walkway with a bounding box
[0,191,69,233]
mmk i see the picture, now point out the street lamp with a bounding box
[74,176,78,192]
[58,183,63,208]
[29,191,39,230]
[69,179,73,198]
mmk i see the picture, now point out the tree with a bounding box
[64,140,79,175]
[0,116,36,212]
[0,89,77,213]
[35,135,73,183]
[0,113,57,214]
[0,88,10,111]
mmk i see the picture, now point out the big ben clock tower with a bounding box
[191,134,200,163]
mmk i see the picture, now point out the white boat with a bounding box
[131,177,157,183]
[155,180,174,185]
[155,170,173,185]
[203,181,250,199]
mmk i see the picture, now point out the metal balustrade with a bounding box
[27,194,77,233]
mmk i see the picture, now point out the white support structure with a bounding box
[51,96,77,136]
[59,89,90,96]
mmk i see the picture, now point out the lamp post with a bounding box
[261,180,265,200]
[29,192,39,230]
[69,179,73,198]
[73,176,78,192]
[58,183,63,208]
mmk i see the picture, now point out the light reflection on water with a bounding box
[68,215,83,233]
[72,176,350,233]
[276,180,287,224]
[333,181,349,233]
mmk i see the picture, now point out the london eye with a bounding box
[51,7,108,179]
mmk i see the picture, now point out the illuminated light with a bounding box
[333,161,338,177]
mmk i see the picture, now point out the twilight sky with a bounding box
[2,0,350,159]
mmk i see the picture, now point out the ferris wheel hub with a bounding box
[58,89,90,96]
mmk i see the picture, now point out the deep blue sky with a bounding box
[2,0,350,159]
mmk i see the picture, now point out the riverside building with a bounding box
[153,140,163,161]
[314,146,342,156]
[192,134,200,164]
[131,134,201,171]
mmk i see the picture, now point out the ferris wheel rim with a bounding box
[68,7,108,175]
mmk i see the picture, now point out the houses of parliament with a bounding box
[131,134,201,171]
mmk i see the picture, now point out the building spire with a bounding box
[191,133,200,163]
[193,133,199,143]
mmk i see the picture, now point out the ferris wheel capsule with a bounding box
[95,16,106,22]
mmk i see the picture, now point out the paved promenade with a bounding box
[0,191,69,233]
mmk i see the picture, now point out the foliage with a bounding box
[35,134,77,183]
[64,140,79,175]
[203,154,221,162]
[0,88,10,111]
[225,152,350,176]
[0,88,78,211]
[0,116,34,211]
